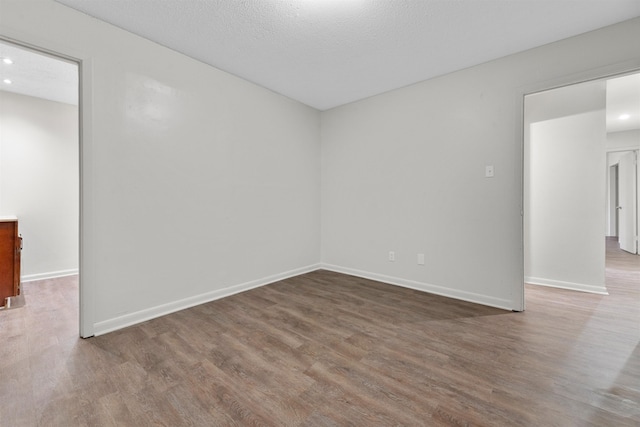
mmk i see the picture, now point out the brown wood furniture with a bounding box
[0,216,21,307]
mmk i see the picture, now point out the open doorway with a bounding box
[524,71,640,296]
[606,72,640,256]
[0,40,80,329]
[608,150,639,254]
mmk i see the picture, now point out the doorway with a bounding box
[608,150,639,254]
[0,40,83,333]
[524,71,640,296]
[613,150,638,254]
[609,163,619,237]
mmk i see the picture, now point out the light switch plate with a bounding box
[485,165,494,178]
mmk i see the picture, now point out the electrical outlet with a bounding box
[417,254,425,265]
[388,251,395,262]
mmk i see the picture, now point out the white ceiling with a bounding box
[54,0,640,111]
[2,0,639,133]
[606,73,640,133]
[0,41,78,105]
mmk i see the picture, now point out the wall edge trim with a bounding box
[22,269,79,282]
[321,264,516,311]
[93,263,322,336]
[525,276,608,295]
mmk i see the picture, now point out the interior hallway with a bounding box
[0,241,638,426]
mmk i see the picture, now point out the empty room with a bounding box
[1,0,639,425]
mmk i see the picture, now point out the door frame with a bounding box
[0,36,94,337]
[609,163,619,237]
[614,150,639,254]
[516,60,640,311]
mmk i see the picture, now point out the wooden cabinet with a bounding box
[0,217,21,307]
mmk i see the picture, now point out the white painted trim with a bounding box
[321,264,516,311]
[0,36,93,338]
[607,146,640,153]
[525,276,609,295]
[78,56,94,338]
[93,263,322,336]
[518,61,640,313]
[22,269,79,283]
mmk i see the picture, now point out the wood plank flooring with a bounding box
[1,241,638,426]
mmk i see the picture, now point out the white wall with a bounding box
[607,129,640,151]
[607,153,620,237]
[524,81,607,294]
[0,91,79,280]
[0,0,321,335]
[526,111,607,293]
[607,149,640,246]
[606,129,640,239]
[607,150,637,237]
[2,0,639,334]
[321,18,640,310]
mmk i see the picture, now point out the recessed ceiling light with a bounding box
[618,113,630,120]
[2,58,13,65]
[2,79,11,84]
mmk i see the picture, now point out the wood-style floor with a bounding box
[1,241,638,426]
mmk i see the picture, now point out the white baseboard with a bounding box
[321,264,516,311]
[22,269,79,283]
[93,262,523,336]
[93,263,322,336]
[525,276,608,295]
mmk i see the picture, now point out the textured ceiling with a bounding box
[54,0,640,110]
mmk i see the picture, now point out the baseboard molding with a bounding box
[21,269,79,283]
[321,264,516,311]
[93,263,322,336]
[525,276,608,295]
